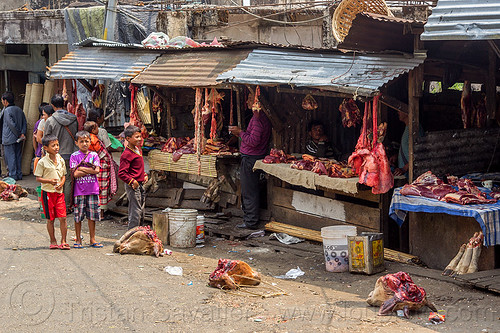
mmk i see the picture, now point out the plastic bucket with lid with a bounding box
[168,209,198,248]
[321,225,357,272]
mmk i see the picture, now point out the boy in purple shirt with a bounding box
[70,131,102,248]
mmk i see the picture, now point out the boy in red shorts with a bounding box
[34,134,69,250]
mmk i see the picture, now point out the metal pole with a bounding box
[103,0,118,41]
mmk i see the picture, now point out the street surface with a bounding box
[0,196,499,332]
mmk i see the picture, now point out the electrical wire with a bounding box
[228,0,331,25]
[204,1,332,34]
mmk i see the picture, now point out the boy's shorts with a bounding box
[41,191,66,221]
[74,194,101,223]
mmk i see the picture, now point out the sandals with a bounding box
[49,244,59,250]
[90,242,103,248]
[59,243,71,250]
[73,243,83,249]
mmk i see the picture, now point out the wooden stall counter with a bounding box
[254,160,392,234]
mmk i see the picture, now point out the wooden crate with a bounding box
[148,150,217,178]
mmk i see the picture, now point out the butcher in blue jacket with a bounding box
[0,91,27,180]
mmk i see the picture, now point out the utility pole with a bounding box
[103,0,118,41]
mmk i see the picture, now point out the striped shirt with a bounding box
[240,112,272,156]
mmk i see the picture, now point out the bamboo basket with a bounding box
[332,0,393,43]
[148,150,217,178]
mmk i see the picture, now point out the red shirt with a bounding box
[118,146,145,185]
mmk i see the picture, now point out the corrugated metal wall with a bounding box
[414,128,500,177]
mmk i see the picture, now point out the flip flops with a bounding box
[90,242,103,248]
[60,243,71,250]
[73,243,83,249]
[49,244,59,250]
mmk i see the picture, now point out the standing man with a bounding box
[229,96,272,230]
[0,92,27,180]
[43,94,78,211]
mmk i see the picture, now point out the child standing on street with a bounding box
[118,125,148,229]
[34,135,69,250]
[70,131,102,248]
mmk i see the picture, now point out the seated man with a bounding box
[305,121,341,160]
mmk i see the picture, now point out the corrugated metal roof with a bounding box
[217,48,426,97]
[47,47,161,82]
[421,0,500,41]
[338,13,424,53]
[131,49,252,87]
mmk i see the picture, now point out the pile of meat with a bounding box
[0,181,28,201]
[208,259,261,290]
[366,271,437,318]
[204,139,238,155]
[161,137,195,162]
[348,96,393,194]
[161,137,236,161]
[262,148,296,164]
[113,226,164,257]
[400,171,497,205]
[291,154,355,178]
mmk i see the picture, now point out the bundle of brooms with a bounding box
[264,221,423,266]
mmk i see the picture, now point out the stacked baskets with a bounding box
[332,0,393,43]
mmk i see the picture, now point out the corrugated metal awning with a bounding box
[217,48,426,97]
[338,13,424,53]
[47,47,161,82]
[421,0,500,41]
[131,50,252,87]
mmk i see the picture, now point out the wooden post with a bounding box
[236,86,242,129]
[153,212,169,246]
[486,44,497,121]
[408,36,424,183]
[166,97,172,138]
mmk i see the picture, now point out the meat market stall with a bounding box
[129,49,252,212]
[216,47,426,237]
[334,8,500,271]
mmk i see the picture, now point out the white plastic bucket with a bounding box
[196,215,205,244]
[321,225,357,272]
[169,209,198,248]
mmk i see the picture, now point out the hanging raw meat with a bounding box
[91,84,105,108]
[461,80,472,129]
[66,79,86,131]
[348,95,393,194]
[348,102,371,175]
[129,84,148,139]
[339,98,361,128]
[302,94,318,110]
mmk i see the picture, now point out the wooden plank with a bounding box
[183,189,206,200]
[321,187,379,203]
[148,187,178,198]
[178,200,215,210]
[380,94,408,114]
[145,197,171,208]
[458,269,500,281]
[270,186,380,231]
[270,205,377,233]
[153,213,169,246]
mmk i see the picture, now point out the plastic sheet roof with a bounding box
[47,47,161,82]
[421,0,500,41]
[217,48,426,97]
